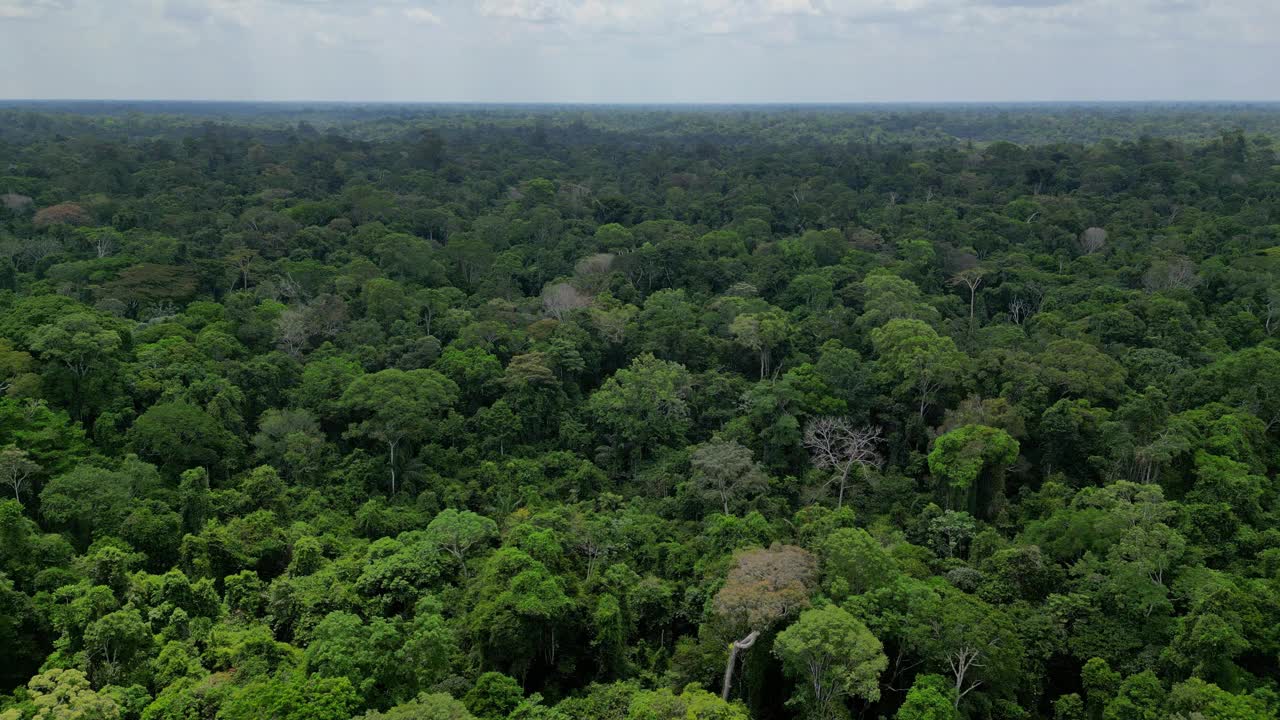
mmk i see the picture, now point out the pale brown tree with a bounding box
[714,544,817,700]
[32,202,90,228]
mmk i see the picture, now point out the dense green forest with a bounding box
[0,104,1278,720]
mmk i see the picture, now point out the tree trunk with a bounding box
[388,440,398,496]
[721,631,760,701]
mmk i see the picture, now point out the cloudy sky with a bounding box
[1,0,1276,102]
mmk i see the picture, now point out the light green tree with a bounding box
[773,605,887,720]
[426,509,499,577]
[3,668,121,720]
[927,425,1019,514]
[895,674,958,720]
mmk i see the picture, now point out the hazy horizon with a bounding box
[3,1,1278,104]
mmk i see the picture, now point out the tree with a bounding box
[730,309,789,379]
[83,608,152,686]
[819,527,898,600]
[359,693,475,720]
[896,675,958,720]
[1079,227,1107,255]
[858,271,940,329]
[251,408,325,480]
[689,439,769,515]
[1166,678,1271,720]
[803,418,883,509]
[1192,347,1280,433]
[217,674,360,720]
[773,605,888,720]
[6,668,121,720]
[927,425,1019,515]
[542,282,591,320]
[0,445,38,501]
[463,672,523,720]
[27,312,123,419]
[466,548,575,680]
[714,544,816,700]
[398,600,456,695]
[341,368,459,495]
[948,267,985,321]
[127,402,242,477]
[305,611,402,706]
[627,686,748,720]
[0,339,36,397]
[1105,522,1186,618]
[871,319,967,420]
[917,587,1022,710]
[426,509,498,577]
[32,202,91,229]
[40,461,157,546]
[586,354,691,473]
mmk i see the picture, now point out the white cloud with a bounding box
[0,0,71,19]
[478,0,567,23]
[404,6,442,24]
[0,0,1277,101]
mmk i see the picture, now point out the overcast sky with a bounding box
[1,0,1277,103]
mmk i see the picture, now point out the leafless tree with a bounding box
[542,282,590,320]
[575,252,614,275]
[306,294,348,338]
[275,273,305,302]
[1,193,33,212]
[1264,291,1278,336]
[19,238,61,270]
[275,307,310,359]
[803,418,884,509]
[1024,281,1047,311]
[1079,227,1107,255]
[1143,255,1199,291]
[1008,298,1033,325]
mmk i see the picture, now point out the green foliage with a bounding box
[773,605,887,718]
[0,104,1277,720]
[895,675,957,720]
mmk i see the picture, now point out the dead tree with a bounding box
[1079,227,1107,255]
[803,418,884,509]
[542,282,591,320]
